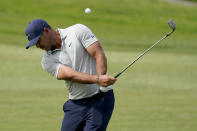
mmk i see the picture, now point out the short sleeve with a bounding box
[75,24,98,48]
[41,57,62,79]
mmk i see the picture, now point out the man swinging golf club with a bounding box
[25,19,116,131]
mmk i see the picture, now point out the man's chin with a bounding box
[44,48,51,51]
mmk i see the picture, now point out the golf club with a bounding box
[114,20,176,78]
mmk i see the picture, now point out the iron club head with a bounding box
[168,20,176,31]
[167,20,176,36]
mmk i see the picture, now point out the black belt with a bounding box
[72,91,103,103]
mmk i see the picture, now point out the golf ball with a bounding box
[85,8,91,14]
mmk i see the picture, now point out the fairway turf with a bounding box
[1,44,197,131]
[0,0,197,131]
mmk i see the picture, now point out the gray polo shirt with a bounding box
[41,24,112,100]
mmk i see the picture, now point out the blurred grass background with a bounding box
[0,0,197,131]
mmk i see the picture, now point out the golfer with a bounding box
[25,19,116,131]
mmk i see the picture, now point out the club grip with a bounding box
[114,72,121,78]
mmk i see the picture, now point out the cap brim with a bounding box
[26,35,41,49]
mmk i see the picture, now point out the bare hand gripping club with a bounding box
[114,20,176,78]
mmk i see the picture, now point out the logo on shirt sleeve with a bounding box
[90,34,95,38]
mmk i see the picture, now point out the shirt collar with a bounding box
[47,49,61,55]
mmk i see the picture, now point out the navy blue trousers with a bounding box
[61,90,115,131]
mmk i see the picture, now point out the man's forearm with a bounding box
[86,42,107,76]
[57,64,116,87]
[96,53,107,75]
[70,71,115,87]
[71,72,98,84]
[57,65,98,84]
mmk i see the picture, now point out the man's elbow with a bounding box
[57,72,72,81]
[57,73,64,80]
[57,66,73,80]
[57,75,62,80]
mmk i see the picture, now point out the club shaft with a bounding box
[114,34,169,78]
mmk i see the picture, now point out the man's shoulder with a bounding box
[69,23,87,28]
[57,24,79,37]
[59,24,87,32]
[58,24,89,40]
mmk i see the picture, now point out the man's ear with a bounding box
[43,27,50,32]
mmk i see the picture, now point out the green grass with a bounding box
[187,0,197,2]
[0,0,197,130]
[0,0,197,53]
[1,44,197,131]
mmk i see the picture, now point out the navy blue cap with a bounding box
[25,19,50,49]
